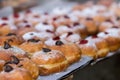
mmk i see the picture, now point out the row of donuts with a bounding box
[0,2,120,80]
[0,34,81,80]
[0,25,120,80]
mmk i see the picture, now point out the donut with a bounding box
[98,31,120,51]
[31,48,69,75]
[6,56,39,79]
[0,64,33,80]
[19,39,44,56]
[0,42,27,61]
[83,18,98,34]
[76,39,97,58]
[49,40,81,64]
[86,35,109,58]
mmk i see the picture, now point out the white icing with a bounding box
[71,24,86,32]
[52,7,70,16]
[86,36,103,43]
[17,21,32,28]
[37,32,55,40]
[33,50,63,61]
[35,23,54,32]
[98,30,120,39]
[60,33,81,43]
[22,32,39,41]
[0,46,26,54]
[55,26,72,35]
[44,38,56,46]
[76,40,97,50]
[100,22,113,28]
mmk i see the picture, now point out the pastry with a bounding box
[31,48,69,75]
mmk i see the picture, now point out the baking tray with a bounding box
[37,56,93,80]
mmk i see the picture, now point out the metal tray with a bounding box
[37,56,93,80]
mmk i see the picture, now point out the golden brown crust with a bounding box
[0,50,13,61]
[31,50,69,75]
[18,58,39,79]
[0,60,5,71]
[0,67,33,80]
[19,41,44,56]
[80,45,97,58]
[104,37,120,51]
[0,25,11,36]
[49,43,81,64]
[84,20,98,34]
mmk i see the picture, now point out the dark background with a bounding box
[73,53,120,80]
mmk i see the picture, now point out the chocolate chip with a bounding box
[43,22,48,25]
[6,33,16,36]
[73,22,80,26]
[42,48,51,52]
[117,17,120,20]
[25,25,31,28]
[64,15,69,19]
[4,41,12,49]
[11,56,20,65]
[46,30,54,33]
[26,10,31,13]
[86,17,93,20]
[105,19,112,23]
[104,32,109,34]
[4,61,13,66]
[53,17,57,21]
[27,39,40,43]
[4,65,13,72]
[44,12,49,15]
[55,41,64,46]
[18,65,23,67]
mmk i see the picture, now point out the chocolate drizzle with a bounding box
[55,41,64,46]
[4,65,13,72]
[4,41,12,49]
[42,48,51,52]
